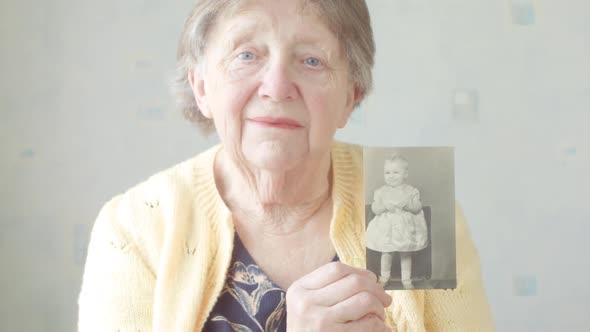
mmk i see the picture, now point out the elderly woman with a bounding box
[78,0,493,331]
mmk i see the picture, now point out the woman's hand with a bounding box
[286,262,393,331]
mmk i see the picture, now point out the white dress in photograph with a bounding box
[366,184,428,252]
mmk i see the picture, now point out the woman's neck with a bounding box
[214,148,332,235]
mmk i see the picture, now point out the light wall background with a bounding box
[1,0,588,331]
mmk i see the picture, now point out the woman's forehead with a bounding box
[212,0,338,47]
[198,1,346,69]
[221,0,315,19]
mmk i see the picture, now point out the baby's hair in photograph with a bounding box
[385,154,409,169]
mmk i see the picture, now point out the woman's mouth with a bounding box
[248,117,303,130]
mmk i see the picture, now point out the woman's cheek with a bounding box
[226,59,264,81]
[216,83,257,150]
[297,65,333,87]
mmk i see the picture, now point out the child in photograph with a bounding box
[366,155,428,289]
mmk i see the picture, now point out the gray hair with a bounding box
[171,0,376,134]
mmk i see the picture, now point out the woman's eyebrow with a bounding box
[215,19,260,55]
[291,35,338,58]
[292,32,333,46]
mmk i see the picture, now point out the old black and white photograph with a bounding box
[364,147,456,290]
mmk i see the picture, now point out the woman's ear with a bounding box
[338,85,364,128]
[188,67,212,119]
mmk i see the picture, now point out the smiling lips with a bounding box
[249,117,303,130]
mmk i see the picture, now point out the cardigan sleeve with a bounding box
[78,194,156,332]
[422,204,495,331]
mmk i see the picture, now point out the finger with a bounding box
[311,271,391,307]
[361,268,378,282]
[345,314,391,332]
[328,291,387,322]
[296,262,371,290]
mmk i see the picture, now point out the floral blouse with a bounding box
[203,234,338,332]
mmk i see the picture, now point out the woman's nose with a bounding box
[258,58,298,102]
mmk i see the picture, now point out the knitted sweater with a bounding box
[77,142,494,331]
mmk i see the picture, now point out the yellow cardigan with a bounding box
[78,142,494,331]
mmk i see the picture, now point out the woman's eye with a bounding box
[237,51,255,61]
[304,57,321,67]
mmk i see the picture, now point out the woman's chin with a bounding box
[243,142,306,172]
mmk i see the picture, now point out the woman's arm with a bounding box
[78,195,155,331]
[422,204,495,331]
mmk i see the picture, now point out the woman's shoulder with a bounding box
[91,145,221,263]
[331,141,362,164]
[331,141,363,179]
[330,141,363,194]
[418,202,494,330]
[109,144,219,214]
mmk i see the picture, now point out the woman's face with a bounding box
[190,0,361,171]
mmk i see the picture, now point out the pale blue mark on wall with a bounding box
[511,0,536,26]
[564,147,577,156]
[560,146,578,166]
[20,148,35,158]
[513,275,538,296]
